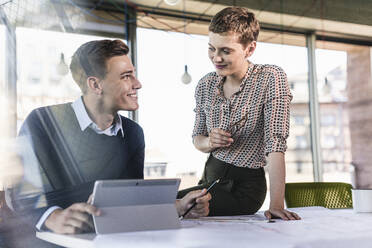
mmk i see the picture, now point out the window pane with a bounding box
[315,47,351,183]
[0,23,11,141]
[137,28,213,189]
[0,24,6,91]
[0,24,7,137]
[0,25,5,93]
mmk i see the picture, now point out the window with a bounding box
[316,47,351,183]
[27,61,43,84]
[137,28,212,190]
[0,24,9,140]
[0,24,5,95]
[293,115,305,125]
[321,114,336,126]
[322,135,336,149]
[144,162,167,177]
[296,135,308,149]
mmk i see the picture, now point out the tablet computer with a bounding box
[91,179,181,234]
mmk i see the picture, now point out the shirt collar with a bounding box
[215,63,256,97]
[71,96,124,138]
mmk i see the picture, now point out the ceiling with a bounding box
[128,0,372,49]
[1,0,371,50]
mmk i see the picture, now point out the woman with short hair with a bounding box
[179,7,300,220]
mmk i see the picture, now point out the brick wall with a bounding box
[347,47,372,189]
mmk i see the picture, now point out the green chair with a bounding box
[285,182,353,209]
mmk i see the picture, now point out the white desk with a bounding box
[37,207,372,248]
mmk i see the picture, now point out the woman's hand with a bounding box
[208,128,233,149]
[193,129,233,153]
[264,208,301,221]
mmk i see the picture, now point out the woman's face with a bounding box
[208,32,255,78]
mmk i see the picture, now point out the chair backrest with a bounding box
[285,182,353,209]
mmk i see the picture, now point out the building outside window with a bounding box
[321,114,336,126]
[296,135,308,149]
[293,115,305,125]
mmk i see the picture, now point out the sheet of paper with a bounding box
[183,213,270,223]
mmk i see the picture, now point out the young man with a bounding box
[9,40,210,238]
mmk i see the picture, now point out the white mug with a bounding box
[352,189,372,213]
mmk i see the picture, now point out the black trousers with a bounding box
[178,154,267,216]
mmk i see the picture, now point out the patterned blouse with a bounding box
[192,64,293,168]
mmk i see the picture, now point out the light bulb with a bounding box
[57,53,69,76]
[164,0,180,6]
[181,65,192,84]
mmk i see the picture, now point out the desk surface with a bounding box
[37,207,372,248]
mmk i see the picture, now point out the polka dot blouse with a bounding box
[192,64,293,168]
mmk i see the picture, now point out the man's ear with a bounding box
[245,41,257,58]
[86,76,103,95]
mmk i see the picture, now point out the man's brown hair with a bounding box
[209,7,260,46]
[70,39,129,93]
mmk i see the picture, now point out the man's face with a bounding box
[100,55,141,112]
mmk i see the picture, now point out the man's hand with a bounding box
[264,208,301,221]
[208,128,233,149]
[45,203,101,234]
[176,189,211,218]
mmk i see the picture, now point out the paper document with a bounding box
[184,214,272,223]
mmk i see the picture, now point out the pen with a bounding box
[180,179,220,220]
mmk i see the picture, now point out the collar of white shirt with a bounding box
[71,96,124,138]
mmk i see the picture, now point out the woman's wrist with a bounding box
[206,136,212,150]
[204,136,214,153]
[193,135,213,153]
[269,199,284,210]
